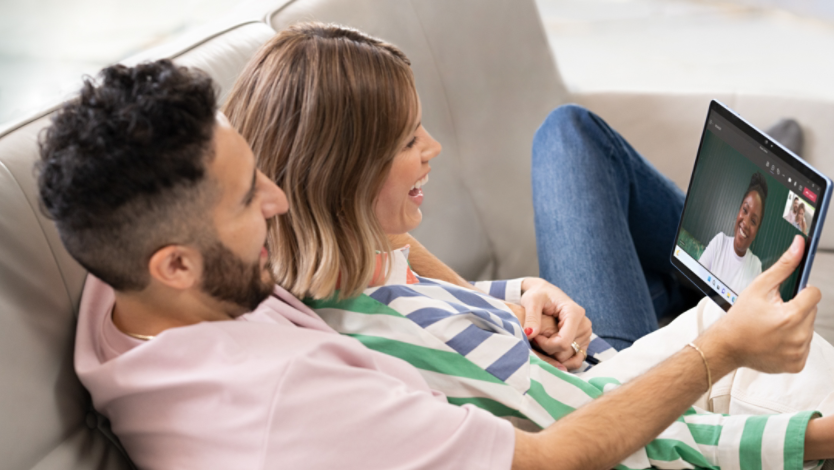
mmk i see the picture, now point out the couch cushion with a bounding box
[0,20,275,470]
[269,0,570,280]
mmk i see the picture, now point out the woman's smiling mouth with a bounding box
[408,173,429,202]
[738,223,749,240]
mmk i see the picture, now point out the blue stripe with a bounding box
[488,280,508,300]
[370,281,530,351]
[445,284,510,315]
[418,277,517,323]
[502,319,521,337]
[369,284,422,305]
[406,307,455,328]
[446,324,493,356]
[485,341,529,381]
[465,309,510,332]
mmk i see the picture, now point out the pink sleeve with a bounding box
[261,341,516,470]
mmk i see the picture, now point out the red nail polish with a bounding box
[524,327,533,336]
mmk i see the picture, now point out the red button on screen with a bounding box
[803,187,818,203]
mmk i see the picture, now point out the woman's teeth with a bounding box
[739,226,748,238]
[410,174,429,191]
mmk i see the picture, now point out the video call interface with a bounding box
[674,110,821,304]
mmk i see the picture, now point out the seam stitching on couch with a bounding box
[264,0,299,26]
[0,160,78,316]
[164,20,265,60]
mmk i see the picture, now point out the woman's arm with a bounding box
[388,233,474,289]
[388,233,532,325]
[389,232,535,319]
[391,233,593,369]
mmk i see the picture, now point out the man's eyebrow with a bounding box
[243,169,257,204]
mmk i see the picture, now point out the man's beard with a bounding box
[200,241,275,313]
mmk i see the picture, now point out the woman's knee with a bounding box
[532,104,608,169]
[543,104,593,130]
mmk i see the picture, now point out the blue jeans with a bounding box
[532,105,698,350]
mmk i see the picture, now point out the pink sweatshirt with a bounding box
[74,276,515,469]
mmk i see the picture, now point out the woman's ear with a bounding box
[147,245,201,290]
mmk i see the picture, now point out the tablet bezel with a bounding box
[671,100,832,311]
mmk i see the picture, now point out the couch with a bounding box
[1,0,831,468]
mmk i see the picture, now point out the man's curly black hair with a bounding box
[37,60,218,291]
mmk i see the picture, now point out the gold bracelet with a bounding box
[687,342,712,396]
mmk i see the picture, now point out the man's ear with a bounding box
[147,245,202,290]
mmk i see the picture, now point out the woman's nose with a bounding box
[259,171,288,217]
[422,132,442,162]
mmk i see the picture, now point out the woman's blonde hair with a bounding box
[223,22,418,300]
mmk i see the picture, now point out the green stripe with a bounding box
[446,396,529,421]
[784,411,820,470]
[646,439,718,470]
[681,407,698,416]
[305,293,404,318]
[587,376,621,392]
[686,423,722,446]
[739,415,768,470]
[346,333,503,383]
[525,379,576,420]
[529,355,602,399]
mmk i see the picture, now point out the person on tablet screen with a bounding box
[699,173,767,293]
[792,202,808,234]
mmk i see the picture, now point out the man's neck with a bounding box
[112,287,234,338]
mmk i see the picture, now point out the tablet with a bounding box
[672,100,832,311]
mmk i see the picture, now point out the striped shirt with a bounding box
[306,248,820,470]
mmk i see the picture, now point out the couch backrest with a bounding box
[0,1,567,468]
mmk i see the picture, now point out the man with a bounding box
[39,60,832,469]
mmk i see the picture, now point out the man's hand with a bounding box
[514,236,827,470]
[519,278,592,370]
[700,235,820,374]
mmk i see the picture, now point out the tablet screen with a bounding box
[672,102,826,307]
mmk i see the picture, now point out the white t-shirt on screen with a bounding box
[698,233,762,293]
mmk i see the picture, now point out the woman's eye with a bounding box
[405,136,417,149]
[244,188,258,207]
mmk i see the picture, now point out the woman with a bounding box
[223,20,613,423]
[222,23,834,469]
[698,172,767,293]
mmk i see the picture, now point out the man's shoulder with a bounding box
[139,316,355,370]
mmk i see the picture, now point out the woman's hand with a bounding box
[518,277,593,370]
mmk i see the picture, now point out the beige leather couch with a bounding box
[0,0,830,468]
